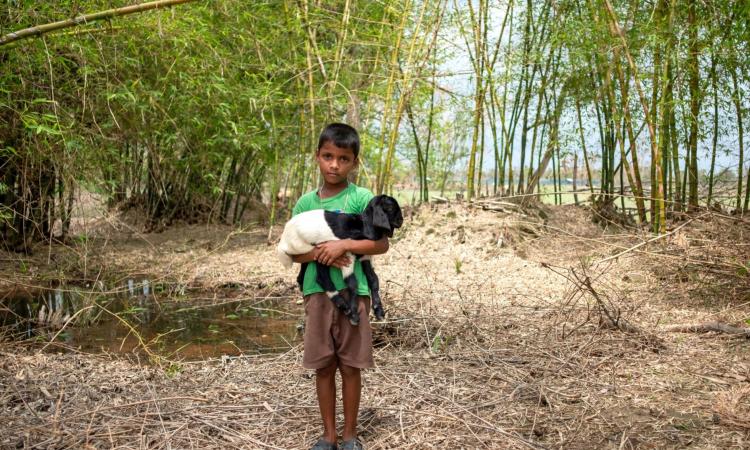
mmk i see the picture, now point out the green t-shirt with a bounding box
[292,183,374,297]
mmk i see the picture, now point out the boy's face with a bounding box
[316,141,357,186]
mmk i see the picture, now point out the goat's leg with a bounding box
[315,262,352,318]
[361,259,384,321]
[342,273,360,326]
[340,256,360,326]
[340,253,359,303]
[296,262,308,292]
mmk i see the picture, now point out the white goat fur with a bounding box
[276,209,358,279]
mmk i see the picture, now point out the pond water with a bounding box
[0,281,302,361]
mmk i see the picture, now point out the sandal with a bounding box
[310,438,338,450]
[340,437,364,450]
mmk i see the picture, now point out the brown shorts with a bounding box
[302,293,374,370]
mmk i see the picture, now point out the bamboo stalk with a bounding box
[301,0,317,194]
[731,67,745,212]
[664,4,683,214]
[525,45,556,194]
[482,0,512,194]
[329,0,352,109]
[381,0,440,193]
[0,0,200,47]
[613,56,647,222]
[515,0,534,194]
[515,0,550,194]
[498,1,515,195]
[422,42,439,202]
[575,98,594,195]
[708,52,718,207]
[603,0,665,233]
[465,0,485,200]
[374,0,411,194]
[525,79,570,195]
[686,0,700,209]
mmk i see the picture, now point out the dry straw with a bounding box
[2,201,750,448]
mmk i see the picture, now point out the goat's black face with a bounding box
[363,195,403,239]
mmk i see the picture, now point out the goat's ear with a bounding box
[373,206,391,232]
[362,203,377,240]
[390,199,404,228]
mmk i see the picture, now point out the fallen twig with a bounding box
[663,321,750,337]
[595,213,709,265]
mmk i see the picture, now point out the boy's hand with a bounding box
[315,240,351,267]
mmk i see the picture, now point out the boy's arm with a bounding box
[291,249,318,264]
[315,237,389,267]
[345,237,389,255]
[292,248,352,269]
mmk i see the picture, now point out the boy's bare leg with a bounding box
[316,361,338,443]
[339,364,361,441]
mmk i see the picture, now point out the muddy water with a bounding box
[0,281,302,361]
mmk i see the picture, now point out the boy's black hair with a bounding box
[317,123,360,158]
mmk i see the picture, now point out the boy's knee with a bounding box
[316,362,337,378]
[338,364,360,378]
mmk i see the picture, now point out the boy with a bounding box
[291,123,389,450]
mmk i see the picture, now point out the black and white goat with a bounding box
[277,195,403,325]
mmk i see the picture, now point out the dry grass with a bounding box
[2,201,750,449]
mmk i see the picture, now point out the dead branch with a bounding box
[0,0,200,47]
[572,268,641,334]
[663,321,750,338]
[595,213,708,265]
[474,199,521,210]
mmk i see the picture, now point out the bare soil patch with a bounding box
[2,201,750,449]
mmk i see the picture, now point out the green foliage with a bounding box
[164,363,183,378]
[4,0,747,238]
[431,332,443,353]
[737,262,749,278]
[430,331,454,353]
[119,305,147,316]
[1,0,405,237]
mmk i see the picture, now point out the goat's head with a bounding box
[363,195,403,239]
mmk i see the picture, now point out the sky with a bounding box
[427,0,745,176]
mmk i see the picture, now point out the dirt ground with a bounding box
[2,199,750,449]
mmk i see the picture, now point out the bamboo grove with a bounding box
[455,0,750,234]
[1,0,750,249]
